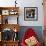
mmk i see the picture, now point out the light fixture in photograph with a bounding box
[15,0,17,7]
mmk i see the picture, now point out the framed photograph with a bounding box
[9,10,18,15]
[24,7,38,21]
[2,10,9,15]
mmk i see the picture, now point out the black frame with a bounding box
[24,7,38,21]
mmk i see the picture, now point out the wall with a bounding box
[43,0,46,45]
[18,26,43,44]
[0,0,44,26]
[18,0,44,26]
[43,0,46,26]
[44,14,46,26]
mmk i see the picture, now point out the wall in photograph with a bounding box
[0,0,44,26]
[43,0,46,26]
[18,26,44,44]
[18,0,44,26]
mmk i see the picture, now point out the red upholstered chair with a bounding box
[21,28,41,46]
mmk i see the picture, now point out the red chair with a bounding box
[21,28,41,46]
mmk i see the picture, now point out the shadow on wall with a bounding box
[18,26,44,44]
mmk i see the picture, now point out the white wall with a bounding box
[18,0,44,26]
[0,0,44,26]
